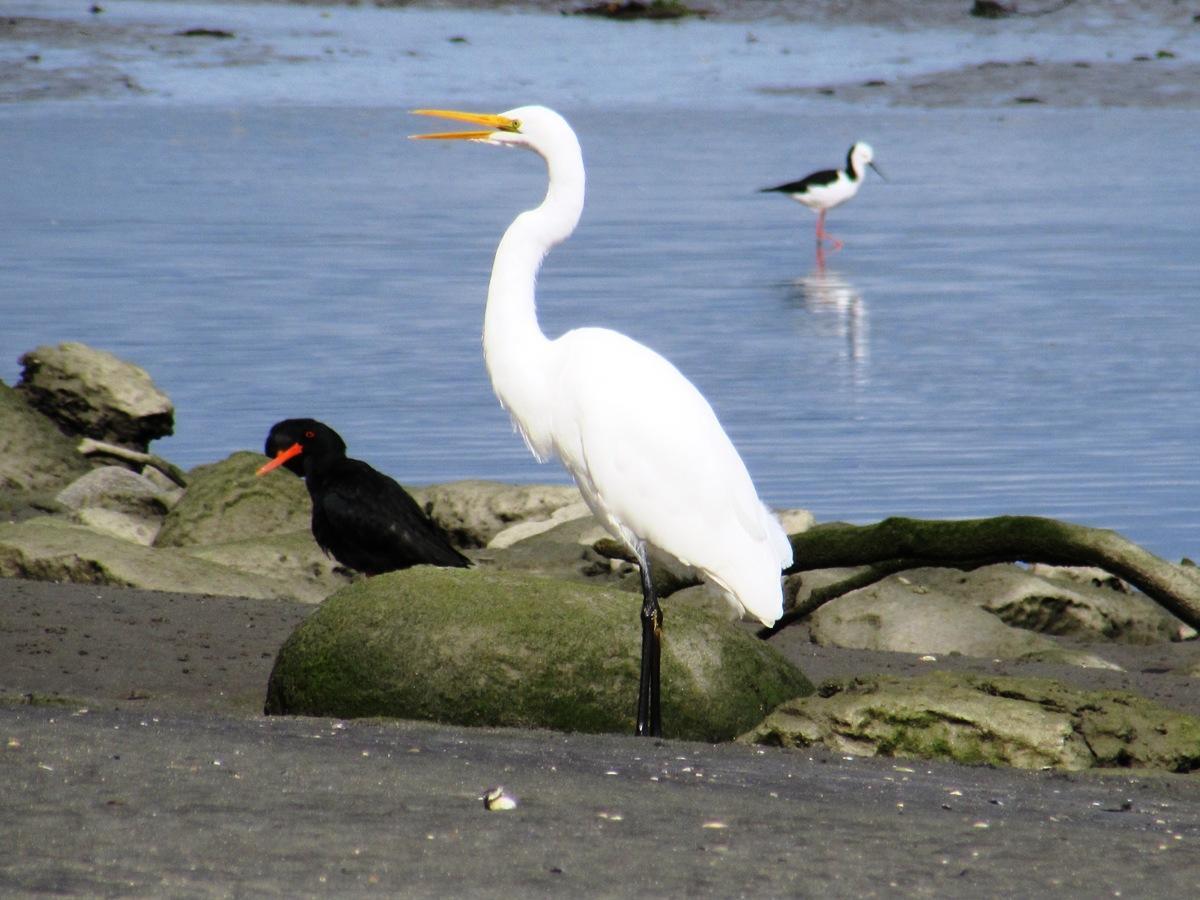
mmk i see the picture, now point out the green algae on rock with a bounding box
[155,451,310,548]
[264,567,812,742]
[742,671,1200,773]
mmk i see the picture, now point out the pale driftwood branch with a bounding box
[77,438,189,488]
[759,516,1200,638]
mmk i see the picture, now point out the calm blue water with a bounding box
[3,9,1199,562]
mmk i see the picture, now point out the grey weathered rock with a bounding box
[487,500,592,548]
[983,563,1187,643]
[155,451,310,548]
[0,379,90,496]
[807,571,1121,668]
[17,343,174,450]
[265,567,814,741]
[408,480,583,548]
[0,516,328,602]
[56,465,177,545]
[742,671,1200,772]
[57,465,178,515]
[777,507,816,537]
[182,532,351,601]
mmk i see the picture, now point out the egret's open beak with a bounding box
[410,109,521,141]
[256,442,303,476]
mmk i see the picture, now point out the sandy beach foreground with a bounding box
[3,575,1199,896]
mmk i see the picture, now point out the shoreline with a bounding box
[3,0,1199,108]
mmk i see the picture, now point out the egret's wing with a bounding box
[547,329,788,623]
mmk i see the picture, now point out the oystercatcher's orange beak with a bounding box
[256,442,303,476]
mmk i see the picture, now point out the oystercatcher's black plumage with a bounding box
[257,418,469,574]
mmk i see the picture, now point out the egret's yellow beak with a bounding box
[410,109,521,141]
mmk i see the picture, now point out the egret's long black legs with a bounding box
[635,548,662,737]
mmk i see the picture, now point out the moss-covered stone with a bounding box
[155,451,310,548]
[265,567,812,741]
[742,671,1200,772]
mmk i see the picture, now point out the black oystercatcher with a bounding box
[257,418,470,574]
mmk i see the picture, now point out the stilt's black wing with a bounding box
[760,168,839,195]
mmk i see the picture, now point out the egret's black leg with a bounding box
[635,548,662,737]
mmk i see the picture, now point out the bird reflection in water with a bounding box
[790,261,869,387]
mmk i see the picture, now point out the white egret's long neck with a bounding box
[483,134,585,448]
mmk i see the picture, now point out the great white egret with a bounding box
[412,106,792,737]
[257,418,470,574]
[761,142,883,250]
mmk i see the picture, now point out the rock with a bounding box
[0,380,90,496]
[480,516,704,602]
[480,515,629,583]
[55,465,176,545]
[742,672,1200,773]
[664,582,744,622]
[73,508,160,546]
[183,532,350,603]
[264,567,813,741]
[16,343,173,451]
[777,507,816,537]
[57,465,179,514]
[808,574,1074,660]
[488,500,592,548]
[155,452,310,548]
[972,564,1183,644]
[806,565,1175,664]
[0,516,324,602]
[408,480,583,548]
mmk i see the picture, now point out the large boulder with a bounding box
[155,452,310,548]
[742,671,1200,773]
[408,480,584,548]
[265,567,813,741]
[0,380,90,496]
[17,342,173,451]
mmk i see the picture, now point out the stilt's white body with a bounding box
[788,167,863,212]
[777,142,877,213]
[480,106,790,626]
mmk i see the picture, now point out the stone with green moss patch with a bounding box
[265,567,812,741]
[742,671,1200,772]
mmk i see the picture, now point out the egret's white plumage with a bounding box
[414,105,792,734]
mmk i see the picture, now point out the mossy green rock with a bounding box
[265,567,813,741]
[742,671,1200,772]
[155,451,310,548]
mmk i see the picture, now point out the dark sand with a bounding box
[3,576,1199,896]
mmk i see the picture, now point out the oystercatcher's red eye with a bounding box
[305,430,315,439]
